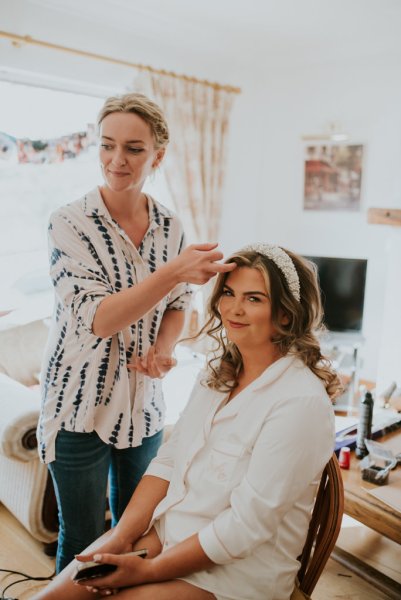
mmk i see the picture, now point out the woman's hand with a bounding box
[74,529,134,567]
[73,534,135,596]
[75,551,155,592]
[171,243,237,285]
[128,346,177,379]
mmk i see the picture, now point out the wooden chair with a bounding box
[296,454,344,597]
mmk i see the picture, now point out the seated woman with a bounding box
[33,243,340,600]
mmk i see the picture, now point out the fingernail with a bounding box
[93,553,102,561]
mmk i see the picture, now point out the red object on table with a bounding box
[339,447,351,469]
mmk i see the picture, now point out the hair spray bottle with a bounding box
[355,390,374,459]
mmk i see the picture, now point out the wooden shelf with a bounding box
[368,208,401,226]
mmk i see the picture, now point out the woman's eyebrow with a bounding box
[223,284,268,298]
[244,291,268,297]
[101,135,145,144]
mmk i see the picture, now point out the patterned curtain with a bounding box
[135,71,236,243]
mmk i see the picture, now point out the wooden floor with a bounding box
[0,505,399,599]
[0,504,55,599]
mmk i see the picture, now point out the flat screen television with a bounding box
[305,256,368,333]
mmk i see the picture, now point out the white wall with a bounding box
[0,0,234,93]
[376,232,401,393]
[220,57,401,383]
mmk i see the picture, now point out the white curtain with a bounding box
[135,70,236,243]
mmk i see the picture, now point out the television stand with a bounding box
[320,332,365,413]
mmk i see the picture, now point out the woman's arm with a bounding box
[128,309,185,378]
[49,213,234,339]
[111,475,170,546]
[147,533,214,579]
[154,309,186,355]
[93,243,234,338]
[83,533,213,590]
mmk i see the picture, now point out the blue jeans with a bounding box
[48,429,163,573]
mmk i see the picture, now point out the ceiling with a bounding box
[8,0,401,85]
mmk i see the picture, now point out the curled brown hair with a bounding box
[196,248,342,400]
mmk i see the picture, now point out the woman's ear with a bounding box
[280,312,290,325]
[152,147,166,169]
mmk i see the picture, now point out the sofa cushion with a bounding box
[0,319,48,386]
[0,373,40,461]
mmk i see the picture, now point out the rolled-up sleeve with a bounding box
[198,394,334,564]
[166,282,192,311]
[166,231,192,310]
[48,213,112,334]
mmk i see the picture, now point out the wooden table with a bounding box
[333,429,401,598]
[340,429,401,544]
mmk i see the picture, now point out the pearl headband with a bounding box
[241,243,301,302]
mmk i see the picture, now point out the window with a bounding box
[0,80,172,323]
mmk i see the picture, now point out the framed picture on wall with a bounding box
[303,143,363,211]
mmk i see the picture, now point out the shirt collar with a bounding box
[212,355,298,423]
[250,354,298,392]
[148,195,173,225]
[83,187,174,224]
[83,187,108,217]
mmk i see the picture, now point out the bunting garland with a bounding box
[0,124,97,164]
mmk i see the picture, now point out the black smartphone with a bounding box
[73,561,117,581]
[73,548,148,582]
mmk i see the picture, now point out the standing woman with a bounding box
[38,93,235,572]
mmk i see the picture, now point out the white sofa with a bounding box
[0,319,58,546]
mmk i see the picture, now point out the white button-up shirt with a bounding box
[146,355,335,600]
[38,187,191,464]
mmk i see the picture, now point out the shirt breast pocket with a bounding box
[208,440,249,486]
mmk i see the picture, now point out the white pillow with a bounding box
[0,373,40,461]
[0,319,48,386]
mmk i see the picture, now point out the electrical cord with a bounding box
[0,567,55,600]
[2,576,29,600]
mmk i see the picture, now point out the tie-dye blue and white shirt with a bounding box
[38,187,191,464]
